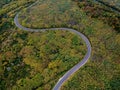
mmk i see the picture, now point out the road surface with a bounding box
[14,1,92,90]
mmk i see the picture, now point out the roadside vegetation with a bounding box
[0,30,86,90]
[61,0,120,89]
[18,0,82,29]
[0,0,120,90]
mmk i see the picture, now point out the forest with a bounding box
[0,0,14,8]
[0,0,120,90]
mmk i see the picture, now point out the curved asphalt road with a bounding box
[14,1,92,90]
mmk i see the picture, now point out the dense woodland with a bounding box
[0,30,86,89]
[0,0,14,8]
[75,0,120,32]
[0,0,120,90]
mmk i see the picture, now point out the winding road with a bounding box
[14,1,92,90]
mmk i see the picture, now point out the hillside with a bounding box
[0,0,120,90]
